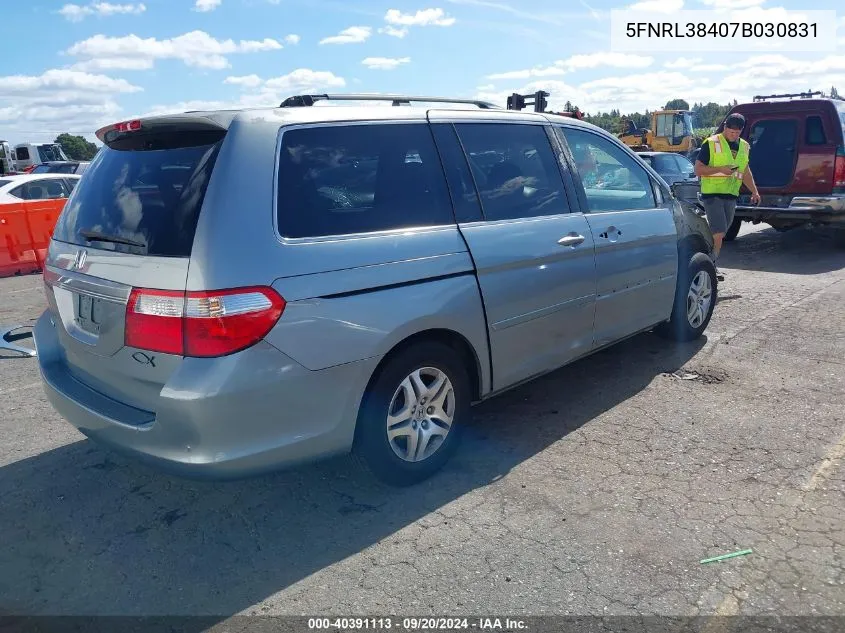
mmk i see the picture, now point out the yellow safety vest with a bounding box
[699,133,750,196]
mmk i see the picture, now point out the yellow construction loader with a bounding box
[618,110,700,156]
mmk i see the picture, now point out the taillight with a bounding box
[834,146,845,192]
[125,287,285,358]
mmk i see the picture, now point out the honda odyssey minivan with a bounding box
[34,93,717,486]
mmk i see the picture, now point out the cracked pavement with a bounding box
[0,223,843,620]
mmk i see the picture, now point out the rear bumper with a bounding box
[33,310,380,480]
[735,194,845,223]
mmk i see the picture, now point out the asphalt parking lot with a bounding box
[1,223,844,623]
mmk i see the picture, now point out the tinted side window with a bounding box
[561,128,657,212]
[805,116,827,145]
[277,123,454,238]
[430,123,483,223]
[748,119,798,187]
[453,123,570,221]
[16,147,30,161]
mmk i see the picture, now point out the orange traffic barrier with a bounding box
[0,203,39,278]
[25,199,66,270]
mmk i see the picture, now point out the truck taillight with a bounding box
[125,287,286,357]
[834,146,845,193]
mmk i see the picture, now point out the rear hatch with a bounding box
[43,115,229,412]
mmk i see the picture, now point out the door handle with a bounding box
[558,234,585,247]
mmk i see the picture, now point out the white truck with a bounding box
[11,142,69,171]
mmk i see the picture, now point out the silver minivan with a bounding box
[34,94,717,486]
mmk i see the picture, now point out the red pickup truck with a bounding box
[718,92,845,241]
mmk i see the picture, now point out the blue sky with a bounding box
[1,0,844,146]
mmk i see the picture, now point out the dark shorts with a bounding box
[702,197,737,235]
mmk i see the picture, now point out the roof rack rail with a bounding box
[278,93,500,109]
[752,90,823,102]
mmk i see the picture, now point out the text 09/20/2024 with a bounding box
[307,618,527,630]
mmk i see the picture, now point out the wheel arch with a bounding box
[366,328,485,404]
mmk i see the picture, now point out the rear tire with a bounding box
[656,252,718,342]
[724,217,742,241]
[353,342,471,487]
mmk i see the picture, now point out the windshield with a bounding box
[31,164,52,173]
[37,145,67,162]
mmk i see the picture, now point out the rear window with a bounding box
[31,164,51,173]
[748,119,798,188]
[52,141,221,257]
[276,123,454,238]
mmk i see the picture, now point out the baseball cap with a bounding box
[724,113,746,130]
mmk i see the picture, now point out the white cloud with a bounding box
[194,0,221,12]
[66,31,283,70]
[564,52,653,70]
[384,8,456,27]
[146,68,346,117]
[625,0,683,12]
[487,52,653,80]
[0,69,141,96]
[0,69,141,145]
[487,66,566,81]
[284,34,301,45]
[664,57,703,69]
[379,25,409,38]
[224,74,262,88]
[59,2,146,21]
[362,57,411,70]
[319,26,372,45]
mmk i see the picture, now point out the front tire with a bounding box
[353,342,471,487]
[656,251,717,342]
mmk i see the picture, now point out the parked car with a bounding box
[33,94,717,486]
[638,151,699,187]
[30,161,91,175]
[0,173,81,276]
[718,93,845,241]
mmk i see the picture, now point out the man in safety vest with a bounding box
[694,113,760,279]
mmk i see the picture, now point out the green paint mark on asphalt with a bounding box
[700,549,753,564]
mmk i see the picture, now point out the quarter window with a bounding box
[276,123,454,238]
[560,128,657,212]
[453,123,571,221]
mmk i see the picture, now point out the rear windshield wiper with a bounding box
[79,229,147,248]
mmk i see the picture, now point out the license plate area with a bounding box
[75,293,102,335]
